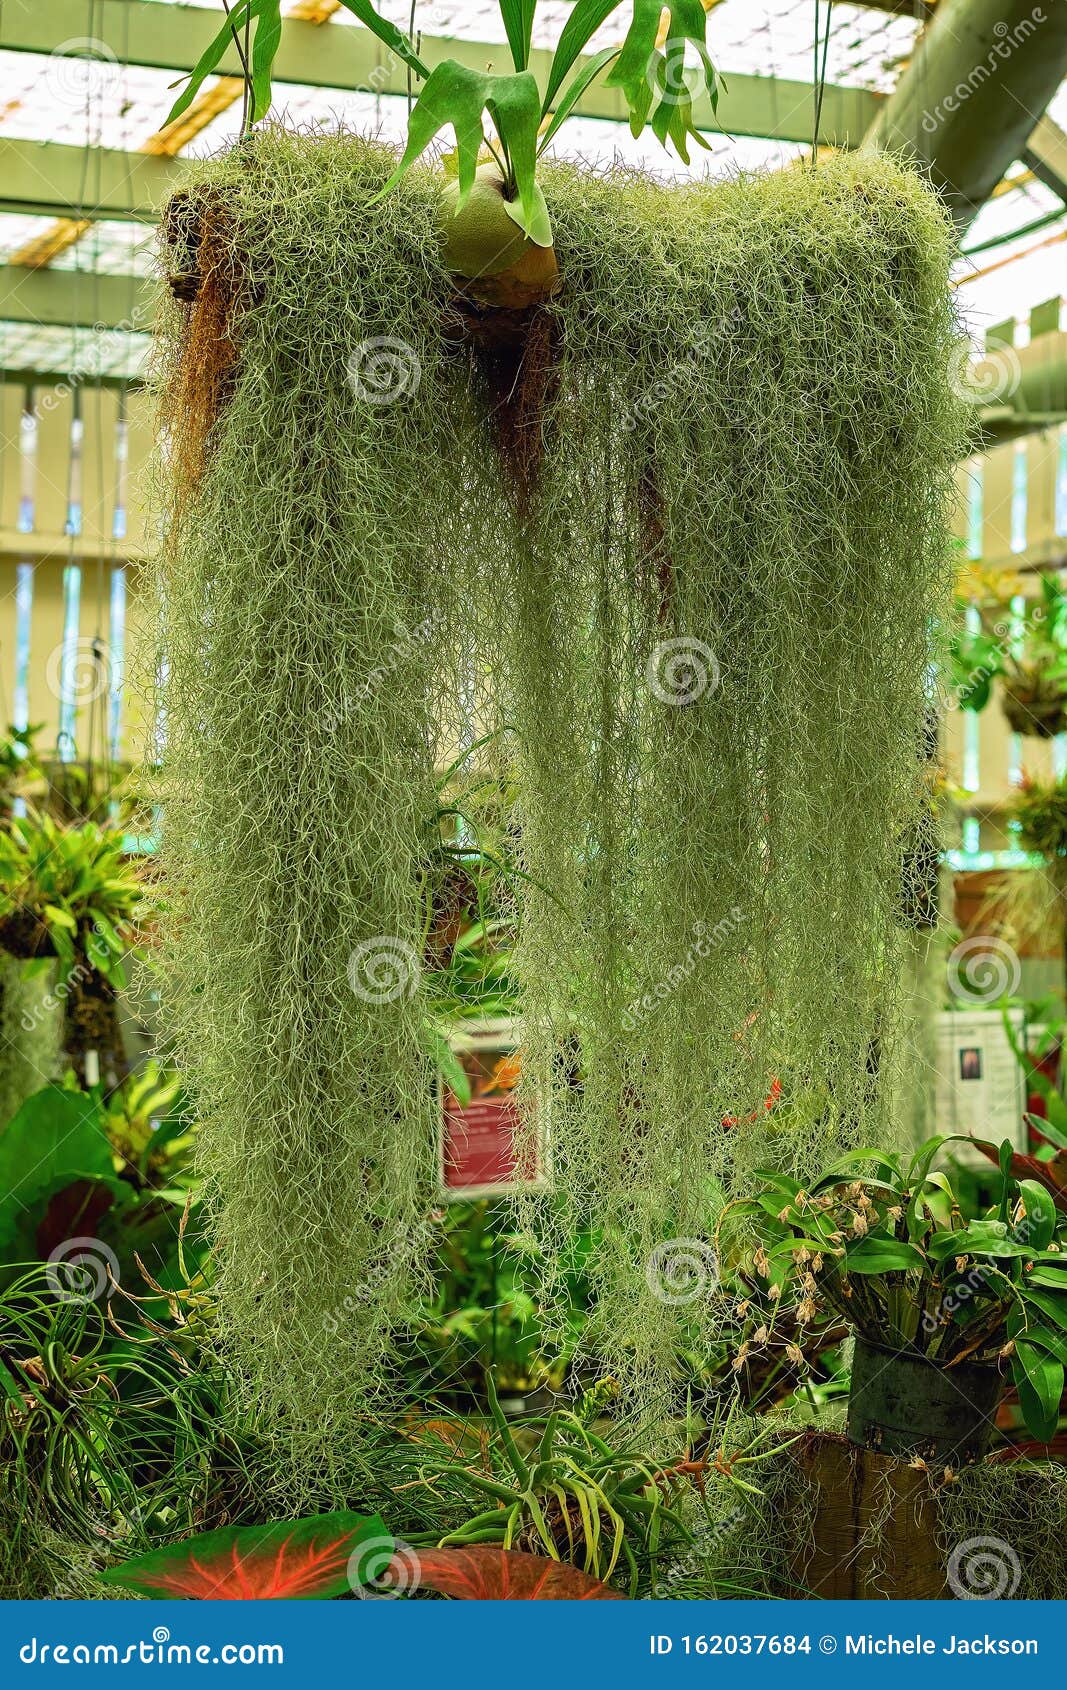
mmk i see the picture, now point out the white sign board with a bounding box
[934,1008,1029,1167]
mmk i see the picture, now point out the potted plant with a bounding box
[164,0,721,302]
[720,1136,1067,1464]
[0,813,142,989]
[999,575,1067,738]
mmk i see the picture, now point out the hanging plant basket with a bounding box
[1001,673,1067,738]
[0,906,57,963]
[846,1337,1004,1465]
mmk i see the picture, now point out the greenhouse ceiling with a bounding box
[0,0,1066,373]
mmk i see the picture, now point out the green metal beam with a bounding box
[863,0,1067,230]
[1023,114,1067,205]
[0,138,184,220]
[0,0,880,147]
[0,264,157,330]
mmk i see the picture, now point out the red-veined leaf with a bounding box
[408,1547,624,1600]
[101,1513,388,1599]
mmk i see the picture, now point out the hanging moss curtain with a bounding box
[154,132,965,1455]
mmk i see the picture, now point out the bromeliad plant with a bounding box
[165,0,720,260]
[0,813,143,990]
[999,575,1067,738]
[720,1137,1067,1444]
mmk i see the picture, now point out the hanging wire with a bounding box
[811,0,834,167]
[221,0,255,137]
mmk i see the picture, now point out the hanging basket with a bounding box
[0,907,56,963]
[847,1336,1003,1465]
[1001,673,1067,738]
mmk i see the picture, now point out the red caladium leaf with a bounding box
[102,1513,389,1599]
[975,1140,1067,1213]
[406,1547,625,1600]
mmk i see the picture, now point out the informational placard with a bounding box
[438,1018,549,1200]
[934,1008,1029,1166]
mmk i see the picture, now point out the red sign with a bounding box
[439,1022,546,1198]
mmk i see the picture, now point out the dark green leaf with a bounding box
[165,0,258,127]
[542,0,623,111]
[250,0,282,123]
[337,0,428,81]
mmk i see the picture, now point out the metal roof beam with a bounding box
[862,0,1067,230]
[0,264,156,329]
[0,0,879,146]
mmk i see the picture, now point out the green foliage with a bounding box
[157,133,964,1465]
[1010,772,1067,871]
[103,1511,387,1598]
[726,1137,1067,1442]
[0,1261,261,1598]
[0,722,42,816]
[0,1081,201,1300]
[0,813,143,989]
[164,0,719,241]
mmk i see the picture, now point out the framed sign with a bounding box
[438,1018,549,1200]
[935,1008,1029,1167]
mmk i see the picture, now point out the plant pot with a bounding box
[0,907,56,962]
[1001,681,1067,739]
[846,1337,1003,1465]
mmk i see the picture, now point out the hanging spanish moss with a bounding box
[155,129,965,1459]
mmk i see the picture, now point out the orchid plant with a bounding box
[166,0,721,245]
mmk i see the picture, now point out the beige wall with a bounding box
[0,378,154,765]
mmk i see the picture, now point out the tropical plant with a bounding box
[402,1376,784,1595]
[945,601,1006,714]
[412,1200,589,1398]
[1010,772,1067,875]
[0,813,143,990]
[0,1254,258,1599]
[999,575,1067,737]
[0,1083,201,1298]
[721,1137,1067,1443]
[105,1523,621,1599]
[0,722,41,820]
[989,1011,1067,1213]
[165,0,721,249]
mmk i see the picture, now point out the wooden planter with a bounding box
[786,1432,948,1599]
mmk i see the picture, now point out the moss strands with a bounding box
[157,131,966,1453]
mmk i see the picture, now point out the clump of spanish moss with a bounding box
[154,129,966,1468]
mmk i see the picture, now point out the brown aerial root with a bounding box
[162,188,248,506]
[446,243,563,514]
